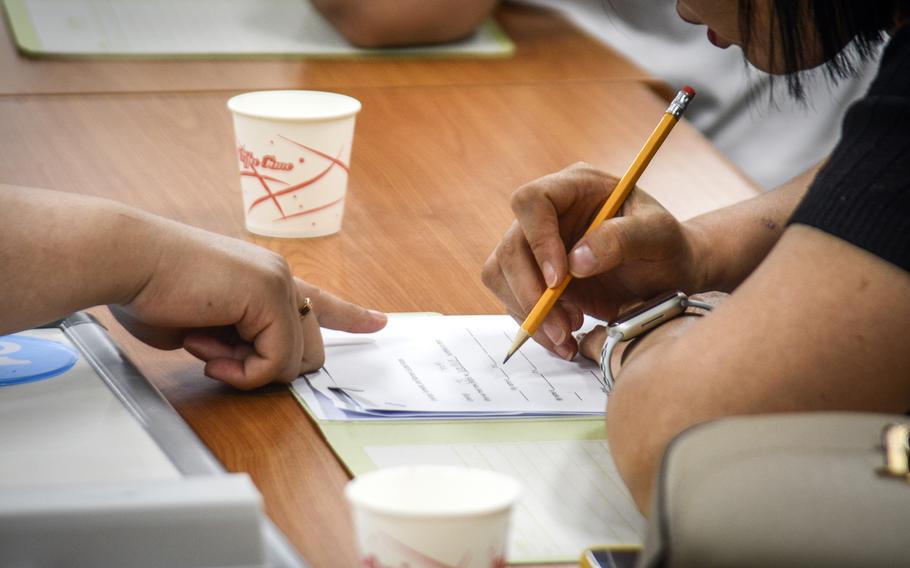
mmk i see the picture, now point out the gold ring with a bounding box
[298,297,313,318]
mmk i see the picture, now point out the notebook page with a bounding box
[302,315,608,417]
[365,439,646,563]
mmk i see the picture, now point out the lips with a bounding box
[707,28,719,45]
[706,28,731,49]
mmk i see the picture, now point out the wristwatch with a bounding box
[600,291,713,394]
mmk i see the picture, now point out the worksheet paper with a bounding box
[365,439,646,563]
[292,315,609,420]
[5,0,514,57]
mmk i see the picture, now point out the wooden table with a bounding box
[0,5,759,567]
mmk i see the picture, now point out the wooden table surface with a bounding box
[0,3,651,96]
[0,5,758,567]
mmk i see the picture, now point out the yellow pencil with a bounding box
[503,86,696,364]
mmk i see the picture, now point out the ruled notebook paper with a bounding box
[365,439,645,563]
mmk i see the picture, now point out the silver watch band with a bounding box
[600,332,622,395]
[683,299,714,312]
[599,294,713,395]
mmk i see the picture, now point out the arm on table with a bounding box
[311,0,499,47]
[0,185,385,389]
[603,224,910,513]
[0,185,154,332]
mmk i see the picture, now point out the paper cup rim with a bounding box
[345,466,522,519]
[227,90,361,122]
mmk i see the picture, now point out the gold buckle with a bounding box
[877,422,910,482]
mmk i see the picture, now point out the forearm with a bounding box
[312,0,498,47]
[0,185,158,334]
[606,226,910,513]
[687,164,820,292]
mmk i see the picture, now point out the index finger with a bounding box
[509,177,568,289]
[296,279,388,333]
[509,163,616,288]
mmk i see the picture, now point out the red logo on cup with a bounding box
[238,146,294,172]
[261,155,294,171]
[237,136,349,222]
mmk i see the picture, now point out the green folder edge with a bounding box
[287,313,625,564]
[3,0,515,60]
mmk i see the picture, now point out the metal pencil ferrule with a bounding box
[667,90,692,118]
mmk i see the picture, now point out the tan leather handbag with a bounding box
[637,412,910,568]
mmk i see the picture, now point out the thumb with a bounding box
[567,215,653,278]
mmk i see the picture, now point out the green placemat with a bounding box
[4,0,514,59]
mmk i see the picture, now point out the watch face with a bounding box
[612,291,685,324]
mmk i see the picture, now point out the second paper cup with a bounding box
[346,465,522,568]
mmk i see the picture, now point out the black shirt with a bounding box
[790,24,910,272]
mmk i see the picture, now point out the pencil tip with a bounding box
[502,329,531,366]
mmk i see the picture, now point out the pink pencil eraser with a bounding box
[681,86,696,98]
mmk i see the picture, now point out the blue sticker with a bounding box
[0,334,79,387]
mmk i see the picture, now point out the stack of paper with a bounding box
[293,315,609,421]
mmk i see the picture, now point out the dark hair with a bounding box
[738,0,909,99]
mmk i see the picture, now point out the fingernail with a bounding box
[543,321,566,346]
[556,343,575,360]
[542,261,558,288]
[569,245,596,276]
[368,309,386,319]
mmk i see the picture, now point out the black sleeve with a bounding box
[789,25,910,272]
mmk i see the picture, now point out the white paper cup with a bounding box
[345,466,522,568]
[227,90,361,238]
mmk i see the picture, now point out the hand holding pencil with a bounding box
[481,87,698,362]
